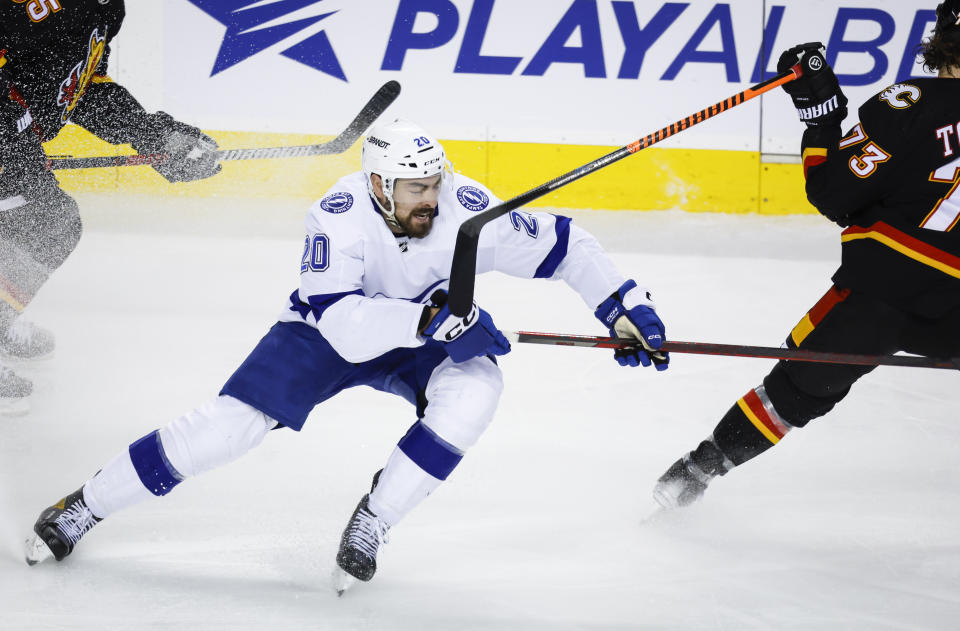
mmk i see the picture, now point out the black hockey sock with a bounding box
[710,386,793,467]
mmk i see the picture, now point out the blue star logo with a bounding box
[186,0,347,81]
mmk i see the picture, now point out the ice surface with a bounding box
[0,193,957,630]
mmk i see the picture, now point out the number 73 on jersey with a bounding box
[923,155,960,232]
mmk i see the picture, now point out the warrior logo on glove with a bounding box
[777,42,848,129]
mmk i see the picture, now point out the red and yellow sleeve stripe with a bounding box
[802,147,828,179]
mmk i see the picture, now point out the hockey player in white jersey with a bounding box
[25,119,668,590]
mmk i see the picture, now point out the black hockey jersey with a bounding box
[801,78,960,319]
[0,0,152,145]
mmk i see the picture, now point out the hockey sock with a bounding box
[83,450,155,519]
[157,396,275,478]
[83,397,275,518]
[368,429,454,527]
[396,420,464,481]
[0,238,52,328]
[712,385,794,466]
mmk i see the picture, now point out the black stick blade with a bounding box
[320,80,402,155]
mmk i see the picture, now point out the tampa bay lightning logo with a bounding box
[320,192,354,213]
[185,1,347,81]
[457,186,490,212]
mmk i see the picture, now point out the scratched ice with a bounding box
[0,193,956,630]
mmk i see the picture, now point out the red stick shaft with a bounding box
[510,331,958,370]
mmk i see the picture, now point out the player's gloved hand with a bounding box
[777,42,847,128]
[132,112,221,183]
[421,290,511,363]
[594,280,668,370]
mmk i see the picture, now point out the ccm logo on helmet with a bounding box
[457,185,490,211]
[320,192,355,214]
[367,136,390,149]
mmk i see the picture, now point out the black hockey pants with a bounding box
[704,285,959,468]
[0,138,82,325]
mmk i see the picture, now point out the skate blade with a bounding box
[0,350,55,363]
[24,533,54,566]
[639,500,669,525]
[0,398,30,417]
[651,487,680,512]
[332,567,357,597]
[651,480,697,513]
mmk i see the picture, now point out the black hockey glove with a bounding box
[131,112,221,183]
[777,43,847,129]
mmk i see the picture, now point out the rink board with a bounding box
[46,0,935,216]
[45,125,814,215]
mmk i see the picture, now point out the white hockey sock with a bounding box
[83,451,153,519]
[159,396,275,478]
[368,447,442,527]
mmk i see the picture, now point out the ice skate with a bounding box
[334,494,390,595]
[0,362,32,416]
[0,318,55,361]
[25,487,101,565]
[652,454,715,510]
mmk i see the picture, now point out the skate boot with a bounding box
[333,494,390,594]
[653,440,731,510]
[0,362,32,416]
[653,454,714,509]
[0,318,55,361]
[25,487,102,565]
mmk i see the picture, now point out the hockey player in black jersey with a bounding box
[653,1,960,510]
[0,0,220,414]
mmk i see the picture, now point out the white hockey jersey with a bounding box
[278,170,626,363]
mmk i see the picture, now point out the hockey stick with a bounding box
[45,80,402,170]
[508,331,959,370]
[446,67,802,317]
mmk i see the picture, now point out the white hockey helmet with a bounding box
[362,118,448,227]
